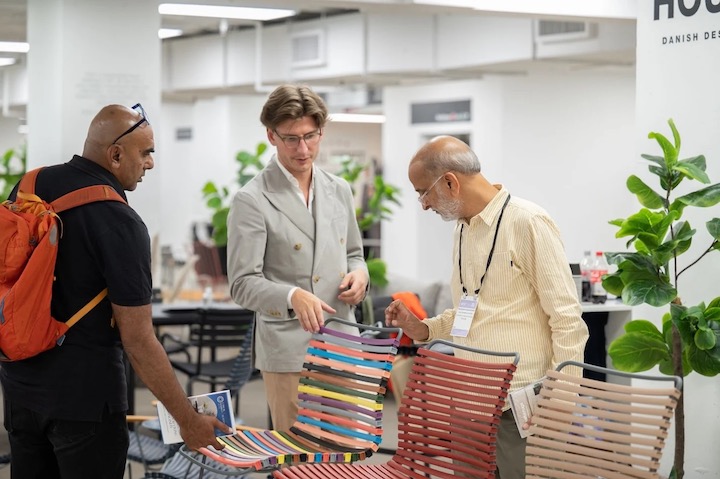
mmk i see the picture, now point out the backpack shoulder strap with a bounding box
[17,167,44,195]
[51,185,126,213]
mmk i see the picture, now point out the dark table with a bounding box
[126,302,251,414]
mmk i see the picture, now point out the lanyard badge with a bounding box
[451,293,478,337]
[452,193,511,339]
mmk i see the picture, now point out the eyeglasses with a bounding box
[273,129,322,149]
[112,103,149,144]
[417,174,445,205]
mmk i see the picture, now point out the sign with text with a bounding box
[411,100,471,124]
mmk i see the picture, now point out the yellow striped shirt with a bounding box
[425,185,589,398]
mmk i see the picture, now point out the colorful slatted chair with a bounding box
[525,361,683,479]
[178,317,402,475]
[273,340,519,479]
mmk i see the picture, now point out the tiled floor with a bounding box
[0,364,399,479]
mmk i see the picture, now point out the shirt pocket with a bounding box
[483,251,524,302]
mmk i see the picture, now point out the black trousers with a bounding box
[3,398,128,479]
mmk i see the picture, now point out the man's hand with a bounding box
[385,299,429,341]
[291,289,336,333]
[337,270,368,306]
[179,411,233,451]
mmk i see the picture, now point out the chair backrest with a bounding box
[287,317,403,454]
[188,308,255,377]
[193,240,226,286]
[525,361,683,479]
[195,318,403,470]
[388,340,519,479]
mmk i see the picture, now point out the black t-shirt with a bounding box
[0,156,152,421]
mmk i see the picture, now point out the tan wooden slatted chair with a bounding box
[176,318,402,475]
[525,361,682,479]
[273,340,520,479]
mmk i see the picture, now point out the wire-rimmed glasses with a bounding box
[273,129,322,149]
[112,103,149,144]
[417,174,444,205]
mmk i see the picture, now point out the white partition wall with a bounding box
[635,1,720,476]
[382,70,636,286]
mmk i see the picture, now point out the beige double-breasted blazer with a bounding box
[226,157,367,372]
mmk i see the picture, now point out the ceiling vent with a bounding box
[534,20,597,43]
[291,29,325,68]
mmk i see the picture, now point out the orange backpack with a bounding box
[0,168,126,361]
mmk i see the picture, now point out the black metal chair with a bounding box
[126,416,180,479]
[162,308,255,415]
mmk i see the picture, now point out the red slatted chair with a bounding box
[177,318,402,475]
[525,361,682,479]
[273,340,519,479]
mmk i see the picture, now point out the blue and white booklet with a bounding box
[156,389,236,444]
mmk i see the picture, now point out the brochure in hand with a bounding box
[508,378,544,438]
[156,389,236,444]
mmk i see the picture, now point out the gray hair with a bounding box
[418,136,482,177]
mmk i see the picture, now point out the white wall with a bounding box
[156,96,383,261]
[382,69,635,285]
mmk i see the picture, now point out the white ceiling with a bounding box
[0,0,637,43]
[0,0,637,104]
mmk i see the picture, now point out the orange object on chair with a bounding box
[390,291,427,347]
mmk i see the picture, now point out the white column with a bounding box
[26,0,161,233]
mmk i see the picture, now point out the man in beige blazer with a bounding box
[226,84,369,431]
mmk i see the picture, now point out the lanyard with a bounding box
[459,194,511,296]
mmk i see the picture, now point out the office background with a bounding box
[0,1,718,476]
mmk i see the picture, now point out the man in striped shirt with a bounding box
[386,135,589,479]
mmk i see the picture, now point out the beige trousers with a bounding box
[261,371,301,431]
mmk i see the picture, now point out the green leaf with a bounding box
[673,156,710,184]
[623,319,665,340]
[707,218,720,241]
[687,326,720,377]
[366,258,388,287]
[668,118,681,151]
[202,182,219,195]
[622,279,676,307]
[675,183,720,208]
[648,130,678,167]
[615,209,668,239]
[641,154,667,167]
[626,175,665,209]
[608,332,670,372]
[695,328,716,350]
[601,273,624,297]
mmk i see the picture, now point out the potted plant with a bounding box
[1,144,27,201]
[201,142,268,248]
[337,157,401,288]
[603,119,720,479]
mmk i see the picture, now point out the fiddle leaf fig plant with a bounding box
[604,119,720,479]
[201,142,267,246]
[337,157,401,288]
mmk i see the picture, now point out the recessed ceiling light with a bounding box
[0,58,17,67]
[0,42,29,53]
[330,113,386,124]
[159,28,183,39]
[158,3,296,22]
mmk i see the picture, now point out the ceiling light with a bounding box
[330,113,386,124]
[159,28,183,39]
[0,42,29,53]
[159,3,296,22]
[0,58,17,67]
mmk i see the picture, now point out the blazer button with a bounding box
[340,238,345,245]
[313,275,320,283]
[294,243,302,250]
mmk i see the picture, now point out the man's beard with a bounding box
[434,195,461,222]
